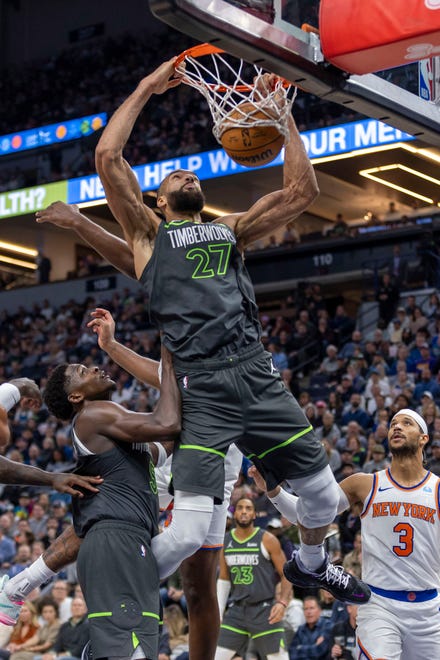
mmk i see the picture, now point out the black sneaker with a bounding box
[283,551,371,604]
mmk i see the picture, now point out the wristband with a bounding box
[277,600,288,607]
[0,383,20,412]
[153,442,167,468]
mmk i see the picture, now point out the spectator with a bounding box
[338,330,364,361]
[337,505,361,555]
[328,603,358,660]
[48,581,72,624]
[321,439,341,474]
[0,601,39,660]
[362,444,390,473]
[342,531,362,579]
[35,253,52,285]
[40,597,89,660]
[387,317,403,344]
[158,604,189,660]
[318,344,340,378]
[328,213,349,238]
[413,368,440,403]
[314,411,341,448]
[341,394,372,432]
[288,595,331,660]
[376,272,399,325]
[28,505,48,542]
[160,572,187,616]
[330,305,355,346]
[0,529,16,569]
[8,545,32,579]
[318,589,347,626]
[426,440,440,476]
[408,306,429,335]
[268,341,289,372]
[9,599,60,660]
[388,245,408,288]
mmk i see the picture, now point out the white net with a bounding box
[176,48,297,143]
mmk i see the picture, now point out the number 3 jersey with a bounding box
[140,219,260,360]
[360,468,440,591]
[224,527,277,604]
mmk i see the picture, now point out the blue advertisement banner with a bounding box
[67,118,414,205]
[0,113,107,157]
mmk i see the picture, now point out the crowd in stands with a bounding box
[2,276,440,656]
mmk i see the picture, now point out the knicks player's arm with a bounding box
[262,531,292,624]
[216,548,231,620]
[339,472,374,509]
[219,114,319,250]
[88,308,161,389]
[96,59,182,278]
[36,202,136,279]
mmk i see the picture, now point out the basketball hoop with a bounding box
[174,43,296,144]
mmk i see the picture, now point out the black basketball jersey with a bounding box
[140,219,260,359]
[224,527,277,604]
[71,426,159,539]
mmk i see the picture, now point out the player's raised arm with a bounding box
[221,80,318,249]
[87,307,161,390]
[95,59,183,277]
[36,202,136,279]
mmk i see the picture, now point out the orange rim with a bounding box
[175,43,225,67]
[175,42,292,93]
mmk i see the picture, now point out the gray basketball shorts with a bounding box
[76,520,160,660]
[218,600,286,656]
[171,343,328,502]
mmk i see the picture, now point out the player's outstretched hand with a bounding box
[87,308,116,351]
[9,378,42,410]
[51,472,103,497]
[36,201,83,229]
[248,464,268,491]
[145,58,183,96]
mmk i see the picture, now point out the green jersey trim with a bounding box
[179,444,227,458]
[220,624,250,637]
[246,425,313,460]
[252,628,285,639]
[230,527,260,545]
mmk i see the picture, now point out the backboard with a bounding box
[149,0,440,146]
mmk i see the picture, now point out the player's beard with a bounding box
[167,188,205,215]
[390,438,419,458]
[235,519,253,529]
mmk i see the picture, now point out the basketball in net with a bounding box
[175,44,296,168]
[219,101,284,167]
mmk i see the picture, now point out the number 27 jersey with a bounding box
[360,468,440,590]
[140,219,260,360]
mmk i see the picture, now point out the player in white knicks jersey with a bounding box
[249,408,440,659]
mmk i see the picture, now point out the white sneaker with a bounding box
[0,575,23,626]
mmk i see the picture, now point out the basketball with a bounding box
[219,101,284,168]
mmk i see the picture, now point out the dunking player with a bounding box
[215,497,291,660]
[250,408,440,659]
[33,58,370,654]
[0,307,242,660]
[41,343,180,660]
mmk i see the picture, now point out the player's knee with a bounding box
[293,465,339,528]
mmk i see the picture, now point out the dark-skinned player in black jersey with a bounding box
[30,57,371,659]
